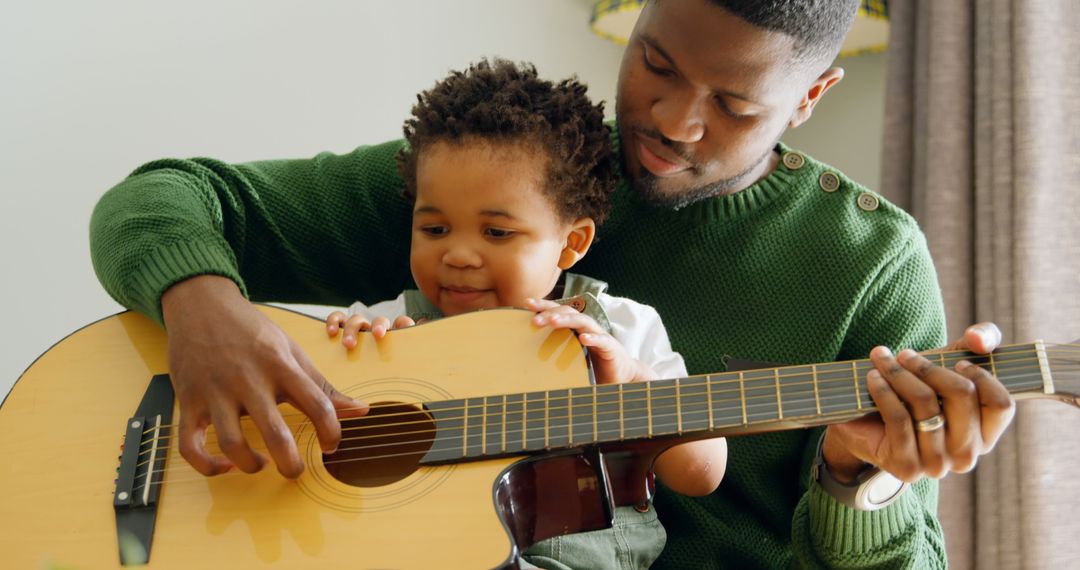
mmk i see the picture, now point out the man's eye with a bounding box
[643,48,673,77]
[485,227,515,239]
[420,225,448,236]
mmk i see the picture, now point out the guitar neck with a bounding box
[421,342,1054,463]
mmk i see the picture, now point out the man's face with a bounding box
[616,0,811,208]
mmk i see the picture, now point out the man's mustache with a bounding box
[630,125,698,169]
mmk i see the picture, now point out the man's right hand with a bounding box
[162,275,369,479]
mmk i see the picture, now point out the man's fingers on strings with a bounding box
[177,412,232,476]
[957,359,1016,454]
[283,380,342,455]
[897,348,977,466]
[872,347,947,477]
[209,404,265,474]
[290,341,369,421]
[247,396,304,479]
[865,367,923,482]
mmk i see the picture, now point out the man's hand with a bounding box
[823,322,1016,483]
[163,275,369,479]
[526,298,655,384]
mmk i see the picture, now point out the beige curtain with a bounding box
[880,0,1080,568]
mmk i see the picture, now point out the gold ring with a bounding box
[914,414,946,432]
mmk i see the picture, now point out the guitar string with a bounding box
[136,352,1053,462]
[129,379,903,493]
[134,347,1074,456]
[128,366,1061,492]
[135,373,1056,494]
[129,349,1078,475]
[122,345,1075,483]
[138,343,1075,440]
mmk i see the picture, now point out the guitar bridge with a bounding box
[113,374,174,566]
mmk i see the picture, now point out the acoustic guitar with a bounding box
[1,306,1075,569]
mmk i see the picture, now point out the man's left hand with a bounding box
[822,322,1016,483]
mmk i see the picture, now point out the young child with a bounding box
[325,59,726,570]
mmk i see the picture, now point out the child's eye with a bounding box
[484,227,515,239]
[419,225,448,237]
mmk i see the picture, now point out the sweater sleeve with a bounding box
[790,229,949,569]
[89,141,415,325]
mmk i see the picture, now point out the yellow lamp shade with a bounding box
[589,0,889,56]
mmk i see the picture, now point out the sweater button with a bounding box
[857,192,880,211]
[819,171,841,192]
[782,151,805,170]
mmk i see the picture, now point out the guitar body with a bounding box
[0,306,616,569]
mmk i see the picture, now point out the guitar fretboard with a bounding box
[421,343,1049,463]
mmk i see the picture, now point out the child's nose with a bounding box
[442,242,482,268]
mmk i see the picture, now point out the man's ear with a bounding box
[558,217,596,270]
[789,67,845,129]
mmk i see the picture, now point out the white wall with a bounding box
[0,1,886,399]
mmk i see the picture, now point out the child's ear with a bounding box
[789,66,844,129]
[558,217,596,270]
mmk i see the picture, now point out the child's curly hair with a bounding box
[396,59,616,224]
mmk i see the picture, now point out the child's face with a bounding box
[409,141,591,316]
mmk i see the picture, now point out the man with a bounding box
[90,0,1014,567]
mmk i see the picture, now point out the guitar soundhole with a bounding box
[322,401,435,488]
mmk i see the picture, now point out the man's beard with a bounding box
[629,146,775,210]
[616,119,781,210]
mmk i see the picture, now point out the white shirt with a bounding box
[347,292,688,380]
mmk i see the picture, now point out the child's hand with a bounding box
[525,298,656,384]
[325,312,416,349]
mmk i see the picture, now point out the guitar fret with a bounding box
[618,383,625,440]
[543,390,549,448]
[567,389,573,445]
[851,361,863,410]
[646,382,653,437]
[706,375,714,428]
[675,378,683,433]
[592,385,598,443]
[812,366,822,415]
[462,400,469,456]
[501,395,507,453]
[481,396,487,454]
[739,371,748,425]
[774,368,784,420]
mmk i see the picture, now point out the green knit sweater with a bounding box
[90,131,948,569]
